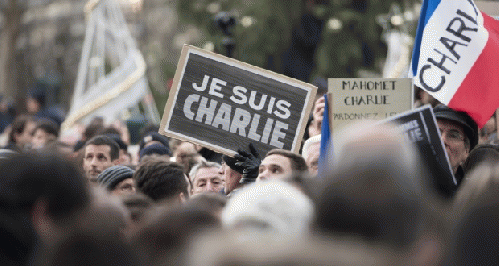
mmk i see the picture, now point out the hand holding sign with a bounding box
[235,143,261,184]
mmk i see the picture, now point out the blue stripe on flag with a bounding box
[411,0,442,76]
[318,94,331,178]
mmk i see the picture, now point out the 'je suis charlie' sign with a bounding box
[160,45,317,156]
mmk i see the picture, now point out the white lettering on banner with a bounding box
[191,75,292,118]
[195,97,217,124]
[183,94,288,148]
[397,120,424,142]
[415,0,487,104]
[183,94,200,120]
[193,75,210,92]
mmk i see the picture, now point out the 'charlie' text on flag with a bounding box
[411,0,499,127]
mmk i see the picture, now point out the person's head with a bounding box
[27,86,46,113]
[9,115,36,149]
[174,141,201,175]
[447,183,499,265]
[97,165,136,196]
[37,187,139,266]
[0,152,90,263]
[220,155,244,194]
[454,163,499,215]
[83,122,104,141]
[133,160,189,203]
[83,135,120,182]
[103,132,129,165]
[462,144,499,175]
[257,149,308,181]
[31,119,59,150]
[121,193,153,229]
[186,193,227,218]
[139,132,171,152]
[132,205,220,266]
[189,161,224,195]
[315,122,423,250]
[222,181,314,236]
[433,105,478,174]
[302,134,321,177]
[139,143,170,162]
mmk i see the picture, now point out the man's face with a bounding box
[111,178,136,196]
[437,119,470,173]
[220,162,242,194]
[305,142,320,177]
[191,167,224,195]
[16,121,36,149]
[83,145,116,181]
[257,154,293,181]
[175,142,199,173]
[31,129,54,149]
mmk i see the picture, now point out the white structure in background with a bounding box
[378,3,418,79]
[382,31,412,78]
[62,0,159,132]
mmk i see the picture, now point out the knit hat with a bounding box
[139,143,170,159]
[97,165,135,191]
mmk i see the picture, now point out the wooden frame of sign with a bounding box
[159,45,317,157]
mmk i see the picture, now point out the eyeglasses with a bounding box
[439,128,465,142]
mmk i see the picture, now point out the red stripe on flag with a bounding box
[448,14,499,128]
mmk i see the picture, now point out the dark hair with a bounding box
[8,115,34,144]
[132,206,220,265]
[122,193,153,224]
[0,153,90,264]
[34,118,60,138]
[104,133,127,151]
[139,124,160,141]
[186,193,227,215]
[133,160,188,202]
[83,123,104,141]
[463,144,499,175]
[0,152,90,219]
[313,152,422,249]
[85,135,120,161]
[265,149,308,173]
[447,188,499,265]
[102,127,121,136]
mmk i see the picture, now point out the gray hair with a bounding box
[189,161,221,181]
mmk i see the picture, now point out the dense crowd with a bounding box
[0,87,498,266]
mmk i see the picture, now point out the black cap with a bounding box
[139,132,170,154]
[433,104,478,150]
[139,143,170,159]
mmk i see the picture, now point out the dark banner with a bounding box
[160,46,317,156]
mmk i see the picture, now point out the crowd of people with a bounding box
[0,86,498,266]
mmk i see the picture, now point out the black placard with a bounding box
[382,105,456,196]
[160,45,317,156]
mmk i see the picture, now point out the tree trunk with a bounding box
[0,0,23,103]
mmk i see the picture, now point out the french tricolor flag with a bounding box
[411,0,499,128]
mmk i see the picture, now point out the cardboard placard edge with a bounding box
[159,45,190,140]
